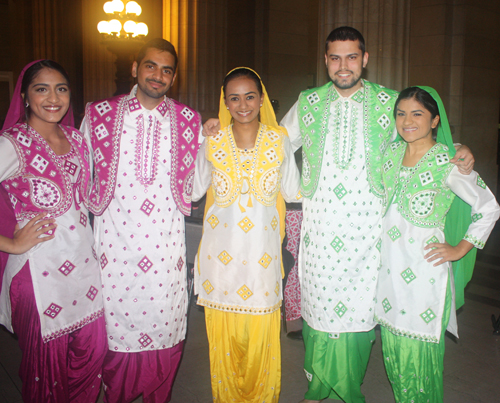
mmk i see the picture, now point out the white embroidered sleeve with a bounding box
[192,140,212,202]
[0,136,20,182]
[197,124,204,145]
[79,116,94,176]
[446,166,500,249]
[279,136,302,203]
[280,101,302,152]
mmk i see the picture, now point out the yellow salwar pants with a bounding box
[204,307,281,402]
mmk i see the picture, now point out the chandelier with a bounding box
[97,0,148,38]
[96,0,150,95]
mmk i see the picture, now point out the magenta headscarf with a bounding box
[2,59,74,130]
[0,60,74,283]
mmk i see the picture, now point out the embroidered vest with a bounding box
[86,95,201,216]
[1,124,91,221]
[207,124,285,207]
[382,141,455,229]
[298,80,398,198]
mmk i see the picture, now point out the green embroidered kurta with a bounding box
[375,141,500,342]
[282,80,399,333]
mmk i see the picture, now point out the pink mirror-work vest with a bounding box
[85,95,201,216]
[1,124,91,221]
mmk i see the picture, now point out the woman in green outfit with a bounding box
[374,86,500,402]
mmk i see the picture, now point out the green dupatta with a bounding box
[397,86,476,309]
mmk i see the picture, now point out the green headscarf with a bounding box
[393,86,456,155]
[403,86,477,309]
[416,86,456,156]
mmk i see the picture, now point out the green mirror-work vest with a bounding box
[382,141,456,229]
[297,79,398,199]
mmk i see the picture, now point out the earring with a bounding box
[226,106,229,110]
[25,102,29,107]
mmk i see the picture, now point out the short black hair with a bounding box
[325,26,366,54]
[395,87,440,140]
[136,38,178,72]
[222,68,263,97]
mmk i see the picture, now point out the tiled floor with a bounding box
[1,231,500,403]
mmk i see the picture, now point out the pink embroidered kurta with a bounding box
[81,85,201,353]
[0,124,104,342]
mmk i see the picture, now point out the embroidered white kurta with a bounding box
[282,86,383,333]
[0,134,103,342]
[192,128,301,313]
[81,89,190,352]
[375,166,500,342]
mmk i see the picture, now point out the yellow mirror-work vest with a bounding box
[207,124,285,208]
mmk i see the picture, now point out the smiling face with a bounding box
[396,97,440,145]
[224,76,263,126]
[132,47,177,109]
[325,39,369,97]
[23,68,70,128]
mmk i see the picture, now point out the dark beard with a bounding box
[331,72,362,90]
[138,80,169,99]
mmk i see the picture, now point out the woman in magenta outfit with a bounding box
[0,60,107,403]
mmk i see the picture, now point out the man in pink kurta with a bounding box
[81,39,201,403]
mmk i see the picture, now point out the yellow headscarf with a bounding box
[202,67,288,276]
[218,67,283,132]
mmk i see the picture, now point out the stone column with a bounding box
[163,0,226,119]
[82,0,129,106]
[30,0,85,119]
[258,0,321,121]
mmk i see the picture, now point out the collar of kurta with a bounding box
[126,85,169,119]
[329,81,365,104]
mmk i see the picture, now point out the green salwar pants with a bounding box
[380,280,452,403]
[303,321,376,402]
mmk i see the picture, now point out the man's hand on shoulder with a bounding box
[202,119,220,137]
[450,144,474,175]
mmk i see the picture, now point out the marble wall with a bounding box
[0,0,85,122]
[219,0,319,121]
[260,0,319,121]
[163,0,227,119]
[316,0,410,92]
[409,0,500,192]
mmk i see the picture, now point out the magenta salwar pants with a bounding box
[10,263,107,403]
[102,341,184,403]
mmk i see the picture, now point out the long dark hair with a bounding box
[21,60,70,94]
[394,87,440,139]
[21,60,71,121]
[222,68,263,97]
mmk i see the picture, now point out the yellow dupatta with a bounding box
[202,67,288,277]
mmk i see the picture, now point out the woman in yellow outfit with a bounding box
[192,67,301,402]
